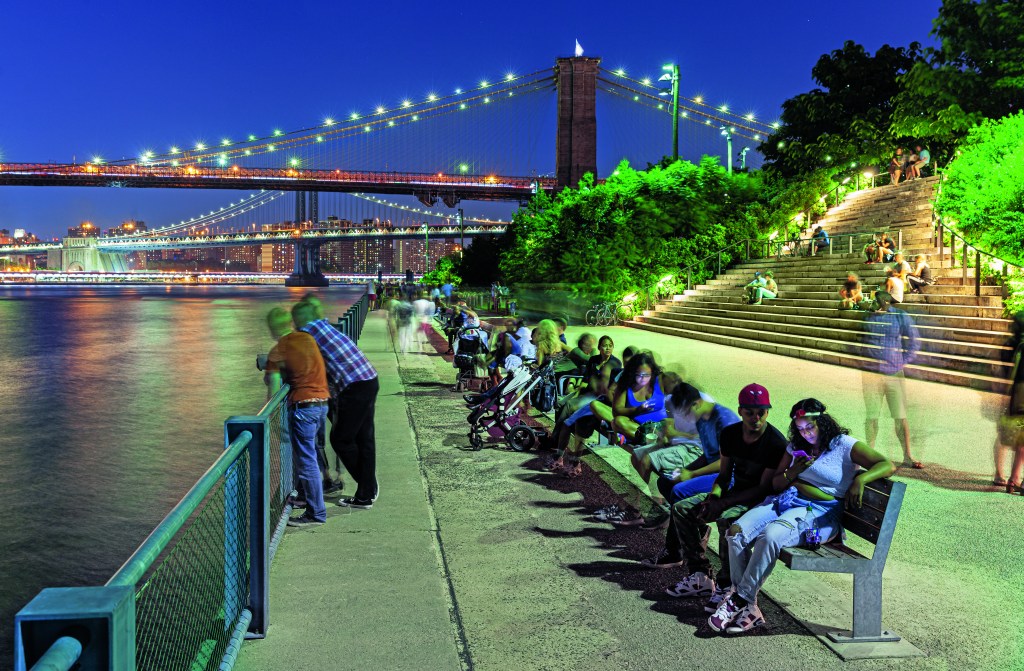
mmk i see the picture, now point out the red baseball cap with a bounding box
[738,383,772,409]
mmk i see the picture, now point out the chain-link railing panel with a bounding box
[266,401,290,525]
[133,451,251,671]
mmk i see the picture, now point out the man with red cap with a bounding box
[645,383,788,615]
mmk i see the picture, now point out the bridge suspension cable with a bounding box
[598,72,769,143]
[108,68,556,174]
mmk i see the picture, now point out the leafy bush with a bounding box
[936,112,1024,265]
[499,157,770,300]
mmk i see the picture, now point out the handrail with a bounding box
[106,431,254,588]
[932,167,1021,297]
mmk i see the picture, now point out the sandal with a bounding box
[1007,481,1022,495]
[993,476,1008,487]
[901,460,924,470]
[564,462,584,478]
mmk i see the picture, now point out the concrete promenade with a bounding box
[235,312,1024,671]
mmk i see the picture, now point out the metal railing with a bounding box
[931,169,1020,298]
[16,295,371,671]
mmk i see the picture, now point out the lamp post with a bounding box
[658,64,680,162]
[457,208,464,259]
[422,222,429,274]
[720,126,734,175]
[740,147,750,170]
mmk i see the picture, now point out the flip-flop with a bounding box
[993,477,1008,487]
[901,460,924,470]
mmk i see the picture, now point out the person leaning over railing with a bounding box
[264,307,330,528]
[708,399,895,634]
[293,298,380,510]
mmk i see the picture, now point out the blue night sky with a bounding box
[0,0,941,240]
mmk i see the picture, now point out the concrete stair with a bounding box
[630,177,1014,393]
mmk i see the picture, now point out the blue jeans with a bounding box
[727,491,842,603]
[670,473,719,503]
[289,404,329,522]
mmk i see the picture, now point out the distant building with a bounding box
[68,222,100,238]
[104,220,148,237]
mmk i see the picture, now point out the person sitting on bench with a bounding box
[707,398,894,634]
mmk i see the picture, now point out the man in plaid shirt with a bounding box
[295,299,380,509]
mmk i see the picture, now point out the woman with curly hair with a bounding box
[707,398,894,634]
[533,318,570,367]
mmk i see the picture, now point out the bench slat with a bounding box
[843,503,885,529]
[865,478,893,495]
[861,487,890,513]
[843,515,882,544]
[781,543,870,573]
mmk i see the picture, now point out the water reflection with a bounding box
[0,284,361,660]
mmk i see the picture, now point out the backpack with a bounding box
[531,378,557,413]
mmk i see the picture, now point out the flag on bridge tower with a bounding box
[575,40,584,57]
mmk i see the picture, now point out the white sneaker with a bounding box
[665,571,715,598]
[725,601,765,634]
[707,593,741,632]
[704,585,733,613]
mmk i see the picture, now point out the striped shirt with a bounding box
[300,318,377,393]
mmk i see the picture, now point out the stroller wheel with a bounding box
[468,431,483,450]
[507,424,537,452]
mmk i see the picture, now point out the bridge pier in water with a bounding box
[284,240,328,287]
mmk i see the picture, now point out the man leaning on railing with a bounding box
[294,298,381,510]
[265,307,330,527]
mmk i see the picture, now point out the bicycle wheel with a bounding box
[585,309,598,326]
[597,307,613,326]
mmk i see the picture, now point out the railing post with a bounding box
[745,239,750,260]
[687,268,692,292]
[849,235,853,255]
[975,250,982,297]
[962,245,968,285]
[717,252,721,276]
[951,236,956,268]
[15,585,136,671]
[828,237,833,255]
[225,416,270,638]
[898,230,903,251]
[938,222,944,259]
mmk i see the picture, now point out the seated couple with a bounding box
[641,385,895,634]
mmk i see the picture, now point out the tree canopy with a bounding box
[893,0,1024,146]
[760,41,923,179]
[935,111,1024,264]
[498,158,768,299]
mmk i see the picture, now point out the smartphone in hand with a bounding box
[792,450,809,459]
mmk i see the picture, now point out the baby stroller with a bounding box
[452,325,489,392]
[465,361,551,451]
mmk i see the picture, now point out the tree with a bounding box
[454,234,503,286]
[499,157,770,299]
[935,112,1024,264]
[760,41,924,179]
[893,0,1024,148]
[421,256,461,286]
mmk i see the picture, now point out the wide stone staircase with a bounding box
[631,177,1014,393]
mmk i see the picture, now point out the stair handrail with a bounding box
[930,167,1021,298]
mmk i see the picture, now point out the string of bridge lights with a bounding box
[147,190,286,236]
[601,67,780,134]
[598,78,768,142]
[349,193,510,225]
[89,68,553,168]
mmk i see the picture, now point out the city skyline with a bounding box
[0,1,940,239]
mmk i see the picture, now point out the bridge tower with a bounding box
[555,56,600,190]
[284,240,329,287]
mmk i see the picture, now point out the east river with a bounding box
[0,284,363,661]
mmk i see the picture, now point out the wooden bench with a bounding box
[780,477,906,647]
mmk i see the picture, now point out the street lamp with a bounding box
[422,222,429,274]
[720,126,734,175]
[740,147,751,170]
[658,64,680,162]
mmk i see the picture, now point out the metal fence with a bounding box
[15,295,370,671]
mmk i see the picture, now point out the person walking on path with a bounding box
[294,299,380,509]
[647,384,788,617]
[264,307,331,527]
[863,290,922,469]
[708,398,894,634]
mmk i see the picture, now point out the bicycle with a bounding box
[585,300,635,326]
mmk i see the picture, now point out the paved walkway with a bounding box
[235,313,1024,671]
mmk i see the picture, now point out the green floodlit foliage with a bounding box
[421,255,462,287]
[937,111,1024,266]
[499,158,769,300]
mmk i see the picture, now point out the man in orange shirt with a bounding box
[265,307,331,527]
